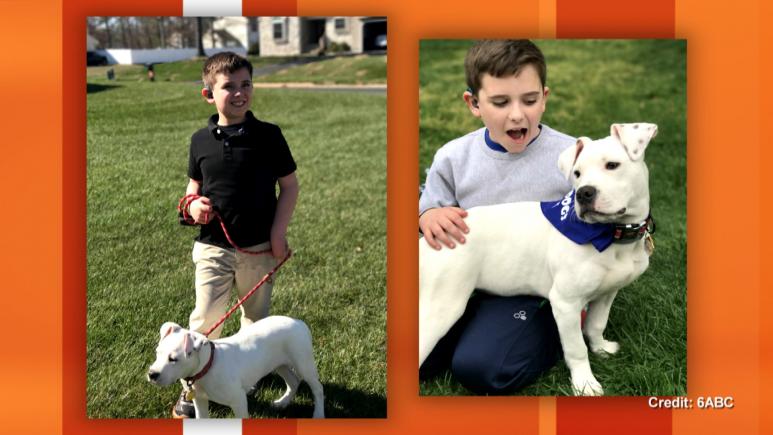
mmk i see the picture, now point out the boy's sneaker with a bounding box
[172,390,196,419]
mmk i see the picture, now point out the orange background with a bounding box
[1,0,771,434]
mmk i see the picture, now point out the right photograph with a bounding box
[418,39,686,397]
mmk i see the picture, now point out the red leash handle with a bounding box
[178,194,202,224]
[178,194,272,256]
[203,249,292,337]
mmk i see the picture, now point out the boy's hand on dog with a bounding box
[419,207,470,250]
[190,197,213,224]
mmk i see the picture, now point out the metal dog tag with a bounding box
[644,233,655,255]
[185,390,196,401]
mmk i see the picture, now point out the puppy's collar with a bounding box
[184,341,215,387]
[612,214,655,244]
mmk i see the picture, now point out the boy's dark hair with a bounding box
[201,52,253,89]
[465,40,547,95]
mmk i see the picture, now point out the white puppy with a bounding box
[419,123,658,396]
[148,316,325,418]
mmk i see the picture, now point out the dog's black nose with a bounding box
[148,371,160,381]
[576,186,597,205]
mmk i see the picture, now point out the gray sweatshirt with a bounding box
[419,125,574,215]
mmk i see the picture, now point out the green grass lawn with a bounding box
[86,80,386,417]
[87,53,386,85]
[419,39,686,396]
[258,54,387,85]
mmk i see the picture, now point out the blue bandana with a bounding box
[540,191,616,252]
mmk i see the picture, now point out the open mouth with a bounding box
[506,128,529,143]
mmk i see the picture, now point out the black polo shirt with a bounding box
[188,111,296,249]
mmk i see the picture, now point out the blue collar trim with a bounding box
[484,127,542,153]
[540,191,616,252]
[484,129,508,152]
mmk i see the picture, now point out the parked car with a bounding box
[87,51,108,66]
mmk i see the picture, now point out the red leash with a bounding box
[202,249,292,337]
[178,194,272,256]
[178,194,292,337]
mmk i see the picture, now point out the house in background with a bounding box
[89,16,387,66]
[203,17,260,52]
[259,17,386,56]
[201,16,386,56]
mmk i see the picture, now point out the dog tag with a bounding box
[185,390,196,401]
[644,233,655,255]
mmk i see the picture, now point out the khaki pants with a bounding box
[189,241,277,339]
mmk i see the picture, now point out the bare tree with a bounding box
[141,18,154,48]
[158,17,166,48]
[118,17,129,48]
[87,17,98,36]
[210,17,217,48]
[126,17,137,48]
[90,16,207,49]
[103,17,112,48]
[179,17,192,48]
[196,17,206,56]
[184,17,192,48]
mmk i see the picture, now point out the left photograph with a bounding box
[86,16,387,419]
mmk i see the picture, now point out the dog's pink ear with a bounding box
[183,333,193,357]
[558,138,588,179]
[611,123,658,161]
[160,322,181,340]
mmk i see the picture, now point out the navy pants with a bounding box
[420,292,562,394]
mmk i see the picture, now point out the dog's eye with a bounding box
[573,170,581,178]
[606,162,620,170]
[168,355,177,363]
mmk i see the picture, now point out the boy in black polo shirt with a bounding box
[174,52,299,418]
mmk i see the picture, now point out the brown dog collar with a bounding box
[184,341,215,387]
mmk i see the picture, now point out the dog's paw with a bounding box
[590,339,620,356]
[572,375,604,396]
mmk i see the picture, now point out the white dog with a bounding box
[419,123,658,396]
[148,316,325,418]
